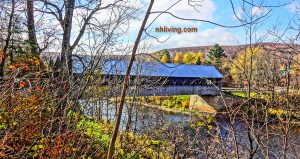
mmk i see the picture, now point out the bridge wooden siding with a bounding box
[99,60,224,96]
[110,85,221,96]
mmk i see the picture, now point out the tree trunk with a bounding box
[0,0,15,77]
[60,0,75,76]
[26,0,39,55]
[106,0,154,158]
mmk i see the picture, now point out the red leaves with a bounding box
[0,152,7,158]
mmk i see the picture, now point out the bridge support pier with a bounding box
[189,95,217,114]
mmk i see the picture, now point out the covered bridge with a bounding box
[101,60,223,96]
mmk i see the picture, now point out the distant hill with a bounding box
[154,42,299,58]
[41,43,299,64]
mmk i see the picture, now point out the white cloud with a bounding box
[122,0,219,51]
[126,0,216,35]
[287,1,300,13]
[148,0,216,26]
[145,27,238,51]
[232,7,243,21]
[251,6,267,16]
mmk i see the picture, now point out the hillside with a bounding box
[155,42,298,58]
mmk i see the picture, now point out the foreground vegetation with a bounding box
[1,0,300,158]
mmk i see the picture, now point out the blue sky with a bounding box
[122,0,300,52]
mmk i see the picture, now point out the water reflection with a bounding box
[81,100,192,133]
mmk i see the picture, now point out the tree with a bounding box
[0,0,15,77]
[161,54,169,63]
[195,51,204,65]
[183,51,196,64]
[230,47,263,85]
[36,0,132,77]
[205,44,224,68]
[174,51,183,64]
[107,1,154,158]
[156,49,171,63]
[26,0,39,55]
[291,53,300,88]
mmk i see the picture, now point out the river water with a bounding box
[82,100,193,133]
[81,99,300,158]
[81,99,246,140]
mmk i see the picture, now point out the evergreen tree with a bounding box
[157,49,171,63]
[205,44,224,68]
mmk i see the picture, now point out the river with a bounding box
[81,99,300,158]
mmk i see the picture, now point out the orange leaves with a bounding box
[0,145,5,158]
[30,96,38,103]
[19,81,26,88]
[8,65,17,71]
[8,62,30,72]
[27,57,41,66]
[0,152,7,158]
[35,86,42,92]
[213,136,221,144]
[38,132,83,157]
[16,62,30,71]
[0,49,3,63]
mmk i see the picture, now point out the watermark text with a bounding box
[155,26,198,34]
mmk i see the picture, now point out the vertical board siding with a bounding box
[111,85,221,96]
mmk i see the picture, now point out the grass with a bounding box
[177,95,190,100]
[268,108,300,120]
[229,91,256,98]
[135,95,191,112]
[67,111,112,144]
[226,91,273,101]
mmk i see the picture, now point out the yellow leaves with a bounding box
[183,51,196,64]
[32,144,44,151]
[291,53,300,78]
[195,51,204,64]
[180,51,204,64]
[150,140,160,145]
[127,132,135,140]
[181,100,189,109]
[119,149,125,155]
[174,52,183,64]
[230,47,263,83]
[213,136,221,144]
[161,54,168,63]
[27,56,41,66]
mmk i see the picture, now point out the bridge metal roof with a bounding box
[102,60,223,79]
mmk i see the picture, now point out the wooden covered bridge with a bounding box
[100,60,223,96]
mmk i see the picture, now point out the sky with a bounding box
[121,0,300,52]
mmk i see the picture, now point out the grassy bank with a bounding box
[115,95,192,114]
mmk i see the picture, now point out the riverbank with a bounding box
[110,98,197,115]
